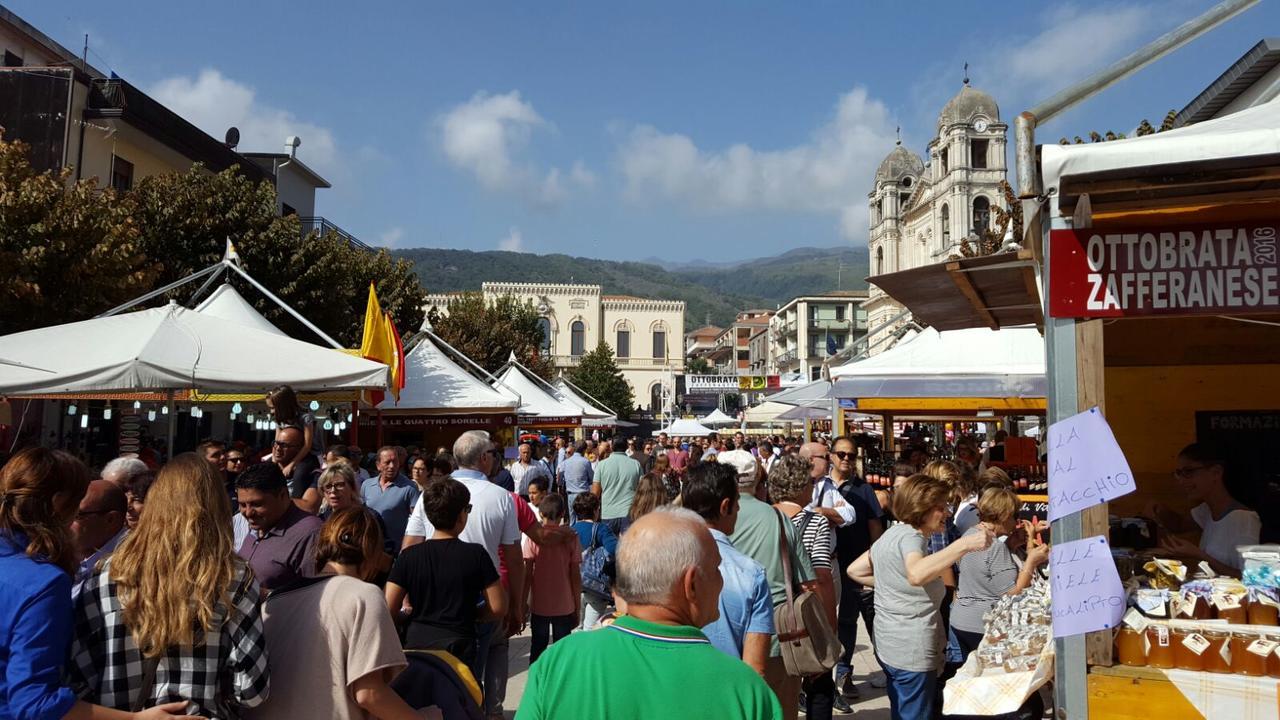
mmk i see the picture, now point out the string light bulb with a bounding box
[232,402,243,414]
[80,414,89,428]
[67,404,77,416]
[147,410,156,421]
[103,406,112,420]
[132,401,141,410]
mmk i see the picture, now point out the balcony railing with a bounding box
[299,216,372,251]
[775,350,797,365]
[553,356,685,370]
[783,319,797,335]
[808,317,851,331]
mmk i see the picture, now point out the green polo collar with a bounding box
[610,615,711,644]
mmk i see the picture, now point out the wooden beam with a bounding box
[1076,318,1112,667]
[1020,265,1044,329]
[945,261,999,330]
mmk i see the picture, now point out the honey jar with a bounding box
[1266,634,1280,679]
[1146,625,1175,669]
[1230,632,1268,677]
[1174,629,1207,671]
[1248,601,1279,626]
[1202,630,1232,674]
[1115,627,1146,667]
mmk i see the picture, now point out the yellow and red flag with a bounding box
[359,284,404,404]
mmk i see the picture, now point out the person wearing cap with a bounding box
[720,448,816,720]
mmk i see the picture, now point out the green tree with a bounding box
[128,166,424,346]
[568,342,635,420]
[0,133,158,335]
[428,292,554,378]
[687,356,712,375]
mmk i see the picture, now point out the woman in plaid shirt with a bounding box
[71,454,270,718]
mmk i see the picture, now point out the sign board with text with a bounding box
[1047,406,1134,521]
[1051,535,1126,638]
[1049,223,1280,318]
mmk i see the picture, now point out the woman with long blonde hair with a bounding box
[72,453,270,718]
[0,447,190,719]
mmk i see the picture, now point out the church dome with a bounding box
[875,143,924,184]
[938,84,1000,128]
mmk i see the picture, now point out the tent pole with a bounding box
[97,263,223,318]
[226,263,345,349]
[165,392,176,460]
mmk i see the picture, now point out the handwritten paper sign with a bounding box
[1051,535,1126,638]
[1047,406,1134,521]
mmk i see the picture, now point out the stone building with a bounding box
[863,81,1008,354]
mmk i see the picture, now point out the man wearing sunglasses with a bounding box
[271,424,321,514]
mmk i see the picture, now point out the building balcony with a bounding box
[299,216,372,251]
[775,350,797,366]
[553,355,685,372]
[808,317,851,331]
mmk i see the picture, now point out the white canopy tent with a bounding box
[377,336,518,414]
[742,401,795,424]
[1040,97,1280,202]
[652,417,716,437]
[699,408,737,426]
[551,378,617,428]
[193,284,287,337]
[767,379,833,408]
[492,355,582,426]
[0,302,389,396]
[829,326,1046,399]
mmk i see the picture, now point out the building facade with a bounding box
[769,291,869,381]
[863,81,1009,354]
[424,282,685,414]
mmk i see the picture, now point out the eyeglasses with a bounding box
[273,440,301,450]
[226,456,246,464]
[1173,464,1209,479]
[833,451,853,460]
[321,483,352,493]
[464,504,473,513]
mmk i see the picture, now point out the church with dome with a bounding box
[862,81,1008,354]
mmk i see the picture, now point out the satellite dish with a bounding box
[224,126,240,149]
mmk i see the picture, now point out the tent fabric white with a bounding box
[767,379,833,408]
[551,379,612,420]
[743,402,793,424]
[776,404,830,422]
[194,284,286,337]
[493,365,582,421]
[652,418,716,437]
[830,326,1045,399]
[700,408,737,426]
[1040,98,1280,203]
[0,303,389,395]
[377,337,517,412]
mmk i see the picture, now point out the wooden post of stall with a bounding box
[882,413,894,454]
[1077,319,1113,666]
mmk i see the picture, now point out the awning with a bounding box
[867,249,1042,332]
[378,336,518,414]
[652,418,716,437]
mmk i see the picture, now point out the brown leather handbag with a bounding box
[773,509,841,677]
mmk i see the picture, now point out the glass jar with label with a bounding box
[1248,599,1279,626]
[1115,627,1146,667]
[1174,628,1207,671]
[1230,632,1268,676]
[1215,597,1248,624]
[1202,630,1232,673]
[1146,625,1175,669]
[1266,634,1280,679]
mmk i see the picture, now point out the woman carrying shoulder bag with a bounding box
[71,454,269,719]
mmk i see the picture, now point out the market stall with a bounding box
[552,377,619,429]
[699,408,737,427]
[652,417,716,437]
[1034,92,1280,718]
[365,334,519,450]
[492,353,581,446]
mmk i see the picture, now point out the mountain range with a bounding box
[391,245,871,330]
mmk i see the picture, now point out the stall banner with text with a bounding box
[1047,406,1134,521]
[1049,223,1280,318]
[1051,535,1126,639]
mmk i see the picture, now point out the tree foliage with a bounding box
[428,292,554,379]
[687,356,712,375]
[568,342,635,420]
[1058,110,1177,145]
[0,133,157,335]
[129,166,424,347]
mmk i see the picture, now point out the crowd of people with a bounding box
[6,387,1257,720]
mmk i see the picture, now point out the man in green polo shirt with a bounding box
[516,507,781,720]
[591,436,642,536]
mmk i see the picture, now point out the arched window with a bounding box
[650,384,664,413]
[652,329,667,359]
[537,317,552,353]
[875,245,884,275]
[940,204,951,249]
[571,320,585,357]
[616,327,631,358]
[973,196,991,235]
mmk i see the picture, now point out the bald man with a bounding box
[70,479,128,597]
[799,442,855,532]
[518,508,781,720]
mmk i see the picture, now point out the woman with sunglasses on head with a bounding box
[1146,442,1260,575]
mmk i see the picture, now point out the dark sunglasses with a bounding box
[833,451,853,460]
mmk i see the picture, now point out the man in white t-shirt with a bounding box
[402,430,523,701]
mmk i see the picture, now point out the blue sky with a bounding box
[12,1,1278,261]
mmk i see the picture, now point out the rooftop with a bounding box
[1175,38,1280,127]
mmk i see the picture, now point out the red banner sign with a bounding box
[359,413,516,429]
[1049,224,1280,318]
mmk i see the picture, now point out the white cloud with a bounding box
[1003,5,1155,95]
[616,86,897,241]
[150,69,339,175]
[438,91,593,206]
[498,227,524,252]
[378,227,405,248]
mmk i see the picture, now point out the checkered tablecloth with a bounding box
[943,642,1054,716]
[1162,669,1280,720]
